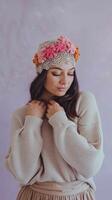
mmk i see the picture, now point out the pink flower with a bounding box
[32,35,79,65]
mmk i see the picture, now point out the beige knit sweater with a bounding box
[4,91,104,191]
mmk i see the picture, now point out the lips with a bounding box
[58,88,65,89]
[57,87,66,91]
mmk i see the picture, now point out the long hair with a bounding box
[27,69,80,121]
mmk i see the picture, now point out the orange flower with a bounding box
[32,53,41,65]
[74,47,80,63]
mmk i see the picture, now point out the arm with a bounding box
[4,112,43,185]
[48,91,105,179]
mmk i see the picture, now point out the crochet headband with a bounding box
[32,35,80,74]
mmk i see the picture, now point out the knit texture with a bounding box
[5,91,104,192]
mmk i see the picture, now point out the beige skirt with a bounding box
[16,180,95,200]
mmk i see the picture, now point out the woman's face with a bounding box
[44,65,75,97]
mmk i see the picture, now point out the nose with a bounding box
[59,74,68,85]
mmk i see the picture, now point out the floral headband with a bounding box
[32,35,80,74]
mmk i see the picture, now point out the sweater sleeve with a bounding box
[48,91,105,179]
[4,112,43,185]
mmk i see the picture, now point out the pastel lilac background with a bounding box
[0,0,111,199]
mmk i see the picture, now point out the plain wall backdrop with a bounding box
[0,0,112,199]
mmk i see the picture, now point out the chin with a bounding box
[49,89,67,97]
[56,91,66,96]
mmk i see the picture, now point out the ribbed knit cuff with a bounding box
[24,115,43,129]
[48,110,68,128]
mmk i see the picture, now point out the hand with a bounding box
[46,100,64,119]
[25,100,47,118]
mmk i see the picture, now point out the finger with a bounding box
[32,100,37,102]
[37,100,41,104]
[47,103,52,108]
[27,102,32,105]
[49,100,55,103]
[40,102,46,106]
[40,100,45,104]
[30,100,38,104]
[48,101,54,105]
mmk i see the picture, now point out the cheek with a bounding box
[45,75,58,90]
[69,77,74,84]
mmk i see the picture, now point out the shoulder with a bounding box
[76,90,98,115]
[78,90,97,104]
[78,90,96,101]
[75,90,101,126]
[11,104,27,121]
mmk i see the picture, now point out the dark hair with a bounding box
[27,69,80,121]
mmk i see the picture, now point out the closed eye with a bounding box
[52,73,74,76]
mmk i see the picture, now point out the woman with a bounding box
[5,35,104,200]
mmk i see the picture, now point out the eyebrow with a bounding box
[50,67,75,70]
